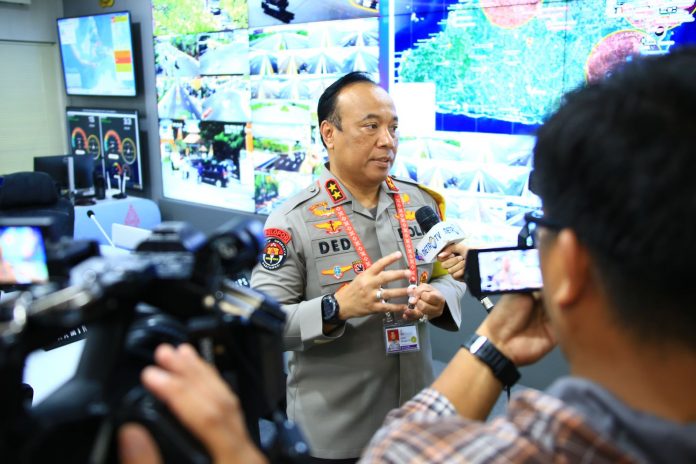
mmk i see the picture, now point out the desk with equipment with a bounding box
[20,196,160,405]
[74,194,161,246]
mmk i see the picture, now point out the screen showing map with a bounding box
[57,11,136,97]
[389,0,696,244]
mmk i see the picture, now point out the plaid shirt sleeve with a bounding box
[359,387,638,464]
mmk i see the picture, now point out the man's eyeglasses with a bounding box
[518,210,563,248]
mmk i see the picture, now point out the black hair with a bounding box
[532,47,696,349]
[316,71,377,148]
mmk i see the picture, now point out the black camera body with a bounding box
[0,219,307,463]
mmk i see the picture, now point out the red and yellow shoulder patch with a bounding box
[265,227,291,244]
[261,228,291,271]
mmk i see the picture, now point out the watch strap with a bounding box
[463,334,520,388]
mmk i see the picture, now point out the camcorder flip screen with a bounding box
[0,223,50,288]
[464,246,542,298]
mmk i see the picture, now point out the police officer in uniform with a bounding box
[251,72,467,462]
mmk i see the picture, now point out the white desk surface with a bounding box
[74,194,161,245]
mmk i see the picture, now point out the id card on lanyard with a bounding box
[333,185,422,355]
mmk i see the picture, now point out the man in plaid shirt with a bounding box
[360,49,696,463]
[119,50,696,463]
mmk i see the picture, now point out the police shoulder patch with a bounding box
[261,237,288,271]
[265,227,291,244]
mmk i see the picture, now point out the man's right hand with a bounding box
[118,344,267,464]
[478,293,556,366]
[334,251,411,320]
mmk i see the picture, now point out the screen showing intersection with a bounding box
[153,0,696,245]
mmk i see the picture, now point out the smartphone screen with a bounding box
[465,247,542,297]
[0,225,50,286]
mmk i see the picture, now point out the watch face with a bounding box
[322,294,339,323]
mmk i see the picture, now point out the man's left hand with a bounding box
[403,283,445,321]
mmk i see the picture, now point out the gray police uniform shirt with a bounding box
[251,167,466,459]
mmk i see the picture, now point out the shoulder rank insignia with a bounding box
[325,179,346,203]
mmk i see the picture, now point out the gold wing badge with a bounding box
[321,264,353,279]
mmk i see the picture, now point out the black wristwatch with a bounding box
[321,294,344,326]
[463,334,520,388]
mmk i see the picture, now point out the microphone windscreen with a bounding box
[415,206,440,233]
[87,210,95,218]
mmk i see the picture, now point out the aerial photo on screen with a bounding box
[389,0,696,245]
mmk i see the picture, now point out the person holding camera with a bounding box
[118,343,267,464]
[123,46,696,464]
[360,48,696,462]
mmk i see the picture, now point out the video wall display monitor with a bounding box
[159,118,255,211]
[66,108,143,191]
[152,0,248,36]
[57,11,136,97]
[152,0,695,247]
[154,30,250,78]
[248,0,379,28]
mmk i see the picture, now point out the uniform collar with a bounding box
[319,164,401,216]
[318,164,352,208]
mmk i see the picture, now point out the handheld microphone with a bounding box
[414,206,466,263]
[86,210,115,247]
[415,206,494,312]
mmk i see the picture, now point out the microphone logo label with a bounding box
[415,221,466,263]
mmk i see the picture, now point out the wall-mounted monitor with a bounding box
[57,11,137,97]
[66,108,143,190]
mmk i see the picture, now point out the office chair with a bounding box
[0,171,75,241]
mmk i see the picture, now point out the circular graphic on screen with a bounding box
[71,127,88,154]
[87,134,102,160]
[481,0,542,29]
[585,30,658,83]
[121,137,137,164]
[103,130,122,157]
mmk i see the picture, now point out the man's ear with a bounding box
[554,229,590,307]
[320,120,334,150]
